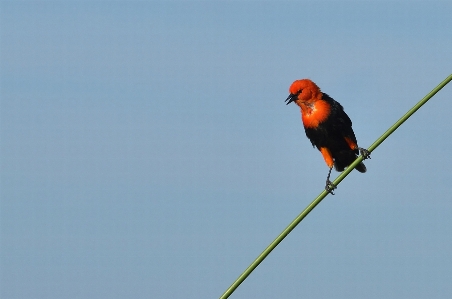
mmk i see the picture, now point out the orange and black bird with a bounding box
[285,79,370,194]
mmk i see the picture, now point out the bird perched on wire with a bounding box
[285,79,370,194]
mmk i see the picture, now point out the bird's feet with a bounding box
[325,180,337,195]
[359,148,371,160]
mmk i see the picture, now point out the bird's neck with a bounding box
[300,98,331,128]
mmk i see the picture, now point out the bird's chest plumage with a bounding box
[300,99,331,129]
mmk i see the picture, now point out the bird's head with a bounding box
[285,79,321,106]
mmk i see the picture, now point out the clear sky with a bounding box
[1,1,452,298]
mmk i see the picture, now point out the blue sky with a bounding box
[1,1,452,298]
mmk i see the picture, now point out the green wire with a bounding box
[219,74,452,299]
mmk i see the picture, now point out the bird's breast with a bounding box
[300,100,331,128]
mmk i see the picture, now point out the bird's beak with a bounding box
[285,93,297,105]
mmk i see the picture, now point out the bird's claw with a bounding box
[359,148,371,160]
[325,180,337,195]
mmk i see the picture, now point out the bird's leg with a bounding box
[325,167,336,195]
[358,147,371,160]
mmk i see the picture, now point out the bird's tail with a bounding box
[354,162,367,173]
[334,150,366,173]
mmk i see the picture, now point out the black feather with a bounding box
[304,93,366,173]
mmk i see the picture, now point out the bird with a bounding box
[285,79,370,194]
